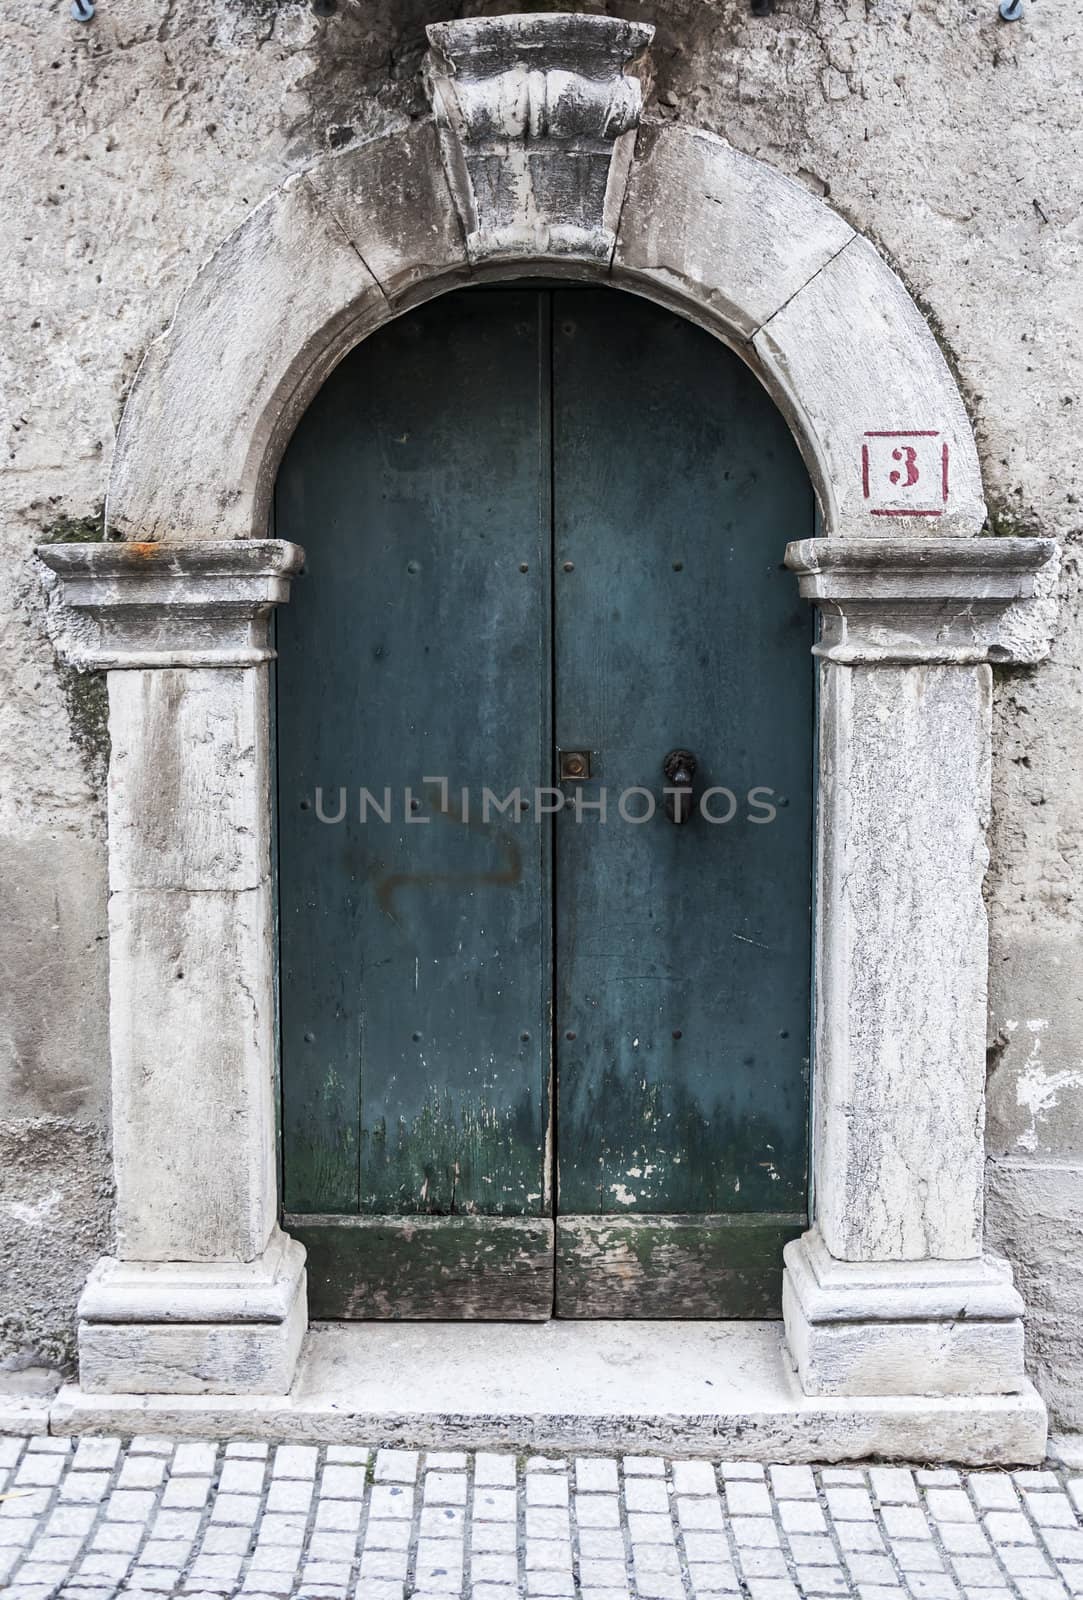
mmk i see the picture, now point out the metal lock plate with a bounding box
[558,749,592,782]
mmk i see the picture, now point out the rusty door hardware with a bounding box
[559,749,592,781]
[663,748,697,824]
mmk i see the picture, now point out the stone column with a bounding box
[781,537,1057,1399]
[37,541,307,1396]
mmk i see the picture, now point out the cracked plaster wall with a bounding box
[0,0,1080,1424]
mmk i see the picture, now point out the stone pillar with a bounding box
[37,541,307,1396]
[782,536,1057,1400]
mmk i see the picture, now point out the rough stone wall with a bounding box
[1,0,1079,1423]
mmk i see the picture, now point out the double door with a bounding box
[276,286,813,1318]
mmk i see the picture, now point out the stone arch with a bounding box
[105,15,985,548]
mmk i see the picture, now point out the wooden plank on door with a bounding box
[275,292,554,1298]
[290,1214,555,1320]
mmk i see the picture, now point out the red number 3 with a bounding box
[889,445,920,488]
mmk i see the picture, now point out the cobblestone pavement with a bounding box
[1,1436,1082,1600]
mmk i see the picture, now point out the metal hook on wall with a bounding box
[999,0,1024,20]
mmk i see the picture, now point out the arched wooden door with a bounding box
[275,286,814,1319]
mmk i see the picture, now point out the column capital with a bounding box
[36,539,304,670]
[785,536,1058,664]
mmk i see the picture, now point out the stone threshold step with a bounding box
[49,1320,1046,1465]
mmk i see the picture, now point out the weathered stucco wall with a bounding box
[1,0,1080,1425]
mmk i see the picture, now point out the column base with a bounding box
[783,1228,1027,1398]
[77,1229,307,1396]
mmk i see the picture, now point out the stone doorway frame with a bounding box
[39,15,1058,1454]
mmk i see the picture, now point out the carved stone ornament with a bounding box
[424,12,654,262]
[36,539,305,669]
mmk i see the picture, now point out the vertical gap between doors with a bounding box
[544,288,559,1315]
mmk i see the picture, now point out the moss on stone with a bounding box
[61,669,110,789]
[39,505,107,545]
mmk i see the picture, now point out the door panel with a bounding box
[276,285,814,1321]
[276,290,554,1317]
[551,291,813,1315]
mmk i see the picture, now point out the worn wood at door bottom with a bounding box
[286,1215,554,1320]
[555,1213,806,1319]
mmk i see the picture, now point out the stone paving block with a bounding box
[844,1551,896,1584]
[772,1466,819,1500]
[576,1458,619,1493]
[45,1505,97,1537]
[883,1505,934,1540]
[679,1497,726,1532]
[940,1523,993,1554]
[780,1499,828,1534]
[265,1479,312,1514]
[1059,1565,1083,1595]
[475,1486,517,1521]
[374,1449,418,1483]
[370,1484,414,1519]
[629,1511,680,1543]
[674,1461,719,1496]
[747,1581,800,1600]
[928,1490,979,1524]
[739,1547,791,1577]
[525,1506,569,1541]
[160,1478,210,1510]
[1000,1546,1057,1577]
[150,1508,201,1541]
[272,1445,318,1480]
[471,1521,517,1552]
[870,1468,918,1505]
[822,1471,866,1486]
[128,1439,174,1457]
[837,1522,886,1553]
[827,1486,876,1520]
[91,1521,144,1553]
[625,1477,670,1513]
[318,1464,365,1499]
[15,1453,67,1487]
[625,1457,665,1476]
[577,1495,621,1528]
[424,1472,468,1507]
[474,1453,517,1487]
[363,1516,411,1550]
[1026,1493,1078,1528]
[727,1480,773,1516]
[524,1536,572,1569]
[951,1555,1005,1584]
[1,1489,51,1518]
[256,1511,310,1542]
[217,1457,266,1495]
[225,1441,268,1460]
[987,1511,1040,1545]
[1043,1531,1083,1562]
[0,1439,25,1468]
[787,1535,838,1565]
[471,1550,519,1583]
[688,1558,741,1590]
[917,1471,962,1487]
[972,1475,1021,1511]
[894,1540,946,1573]
[905,1575,962,1599]
[359,1545,409,1577]
[323,1445,368,1465]
[117,1457,166,1490]
[721,1462,766,1481]
[526,1473,568,1508]
[731,1515,781,1547]
[796,1568,851,1594]
[209,1492,261,1524]
[579,1528,626,1560]
[423,1505,466,1538]
[26,1437,72,1454]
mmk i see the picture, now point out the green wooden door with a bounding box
[276,286,813,1320]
